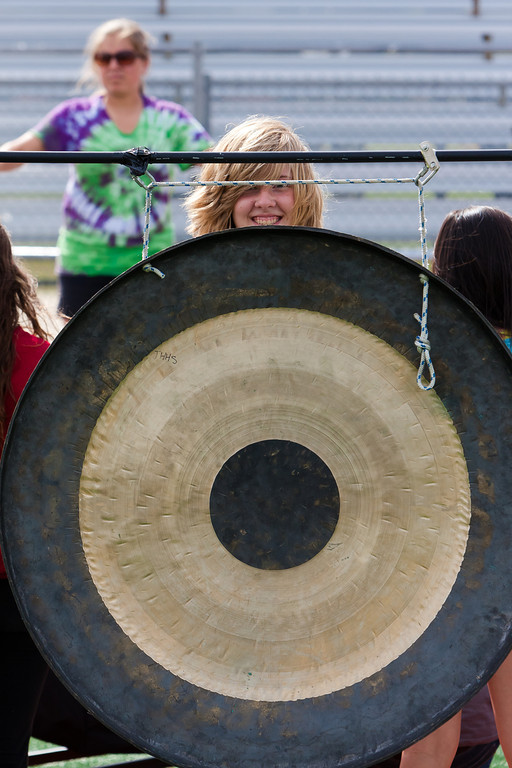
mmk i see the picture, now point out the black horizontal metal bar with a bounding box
[2,148,512,166]
[1,46,511,56]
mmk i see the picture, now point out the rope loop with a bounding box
[142,263,166,279]
[130,170,158,267]
[411,143,440,390]
[413,276,436,391]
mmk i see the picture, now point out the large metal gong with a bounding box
[2,226,512,768]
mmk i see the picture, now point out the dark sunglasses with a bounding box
[94,50,142,67]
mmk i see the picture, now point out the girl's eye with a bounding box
[238,182,290,196]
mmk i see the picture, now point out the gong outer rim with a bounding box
[2,226,512,768]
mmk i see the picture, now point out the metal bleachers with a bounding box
[1,0,512,252]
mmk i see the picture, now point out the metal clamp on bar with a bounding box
[415,141,440,187]
[123,146,155,177]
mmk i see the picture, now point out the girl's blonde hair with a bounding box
[184,116,324,236]
[78,18,154,90]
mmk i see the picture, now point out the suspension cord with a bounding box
[131,141,440,389]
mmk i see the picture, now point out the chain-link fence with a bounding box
[2,47,512,259]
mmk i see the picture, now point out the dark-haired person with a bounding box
[0,223,51,768]
[401,205,512,768]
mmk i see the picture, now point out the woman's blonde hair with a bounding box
[184,116,324,236]
[78,18,154,90]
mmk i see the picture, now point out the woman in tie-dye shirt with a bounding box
[0,18,211,317]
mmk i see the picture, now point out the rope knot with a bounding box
[415,335,431,352]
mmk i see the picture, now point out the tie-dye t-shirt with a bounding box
[496,328,512,351]
[33,93,211,277]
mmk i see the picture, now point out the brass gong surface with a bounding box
[2,226,512,768]
[81,308,470,701]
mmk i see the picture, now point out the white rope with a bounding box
[134,176,417,190]
[412,142,439,390]
[413,183,436,390]
[131,142,440,388]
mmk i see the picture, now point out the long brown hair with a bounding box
[184,116,324,236]
[0,224,49,432]
[433,205,512,332]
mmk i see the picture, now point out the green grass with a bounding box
[20,256,57,285]
[492,747,507,767]
[29,737,167,766]
[28,738,507,768]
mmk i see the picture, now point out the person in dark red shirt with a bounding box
[0,222,50,768]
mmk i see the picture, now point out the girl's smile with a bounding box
[232,171,295,228]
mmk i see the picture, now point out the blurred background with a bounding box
[1,0,512,269]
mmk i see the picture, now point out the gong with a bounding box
[2,226,512,768]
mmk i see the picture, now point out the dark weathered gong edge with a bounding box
[1,226,512,768]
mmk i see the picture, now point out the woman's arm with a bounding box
[0,132,45,171]
[399,712,461,768]
[488,652,512,766]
